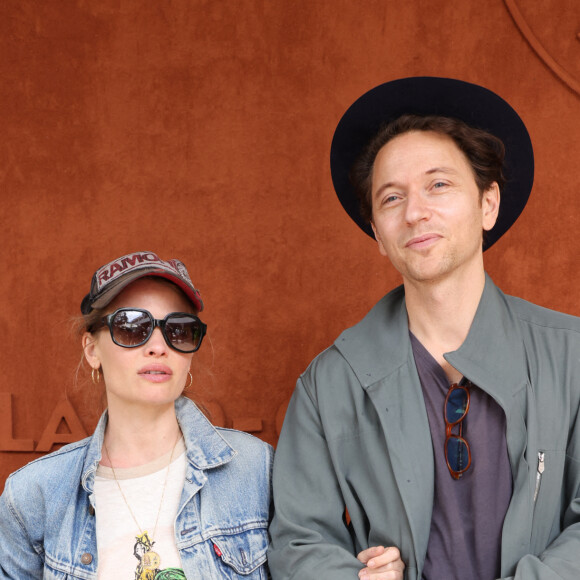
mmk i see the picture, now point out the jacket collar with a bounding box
[334,274,528,400]
[334,284,410,388]
[445,274,529,404]
[176,396,238,469]
[81,396,236,494]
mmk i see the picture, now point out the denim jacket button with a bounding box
[81,553,93,565]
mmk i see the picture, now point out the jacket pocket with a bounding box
[211,526,268,578]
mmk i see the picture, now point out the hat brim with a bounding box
[330,77,534,250]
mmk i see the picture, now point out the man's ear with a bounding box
[371,222,389,257]
[482,182,500,232]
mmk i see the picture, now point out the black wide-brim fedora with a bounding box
[330,77,534,250]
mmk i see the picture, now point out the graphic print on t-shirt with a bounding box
[132,531,185,580]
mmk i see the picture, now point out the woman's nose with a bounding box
[145,327,168,355]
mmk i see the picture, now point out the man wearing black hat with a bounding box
[268,78,580,580]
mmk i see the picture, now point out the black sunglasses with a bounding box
[96,308,207,353]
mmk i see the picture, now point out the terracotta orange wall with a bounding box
[1,0,578,488]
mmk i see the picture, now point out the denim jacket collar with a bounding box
[80,397,237,495]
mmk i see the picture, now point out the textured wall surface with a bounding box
[0,0,578,488]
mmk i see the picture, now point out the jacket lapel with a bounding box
[445,275,532,568]
[334,286,434,566]
[444,275,529,483]
[366,364,435,567]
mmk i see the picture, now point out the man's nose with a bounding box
[404,190,431,225]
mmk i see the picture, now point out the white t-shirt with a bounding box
[94,439,187,579]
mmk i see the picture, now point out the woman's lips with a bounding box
[138,364,173,382]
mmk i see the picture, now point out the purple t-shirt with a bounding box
[410,333,513,580]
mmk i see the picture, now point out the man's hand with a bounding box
[357,545,405,579]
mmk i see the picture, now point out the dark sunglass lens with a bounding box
[112,310,152,346]
[446,388,468,424]
[165,314,202,351]
[446,436,469,473]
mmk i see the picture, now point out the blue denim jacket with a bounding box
[0,397,273,579]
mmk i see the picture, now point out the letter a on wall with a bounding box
[36,399,88,452]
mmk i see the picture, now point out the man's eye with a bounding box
[383,194,399,204]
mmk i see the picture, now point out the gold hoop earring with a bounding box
[183,371,193,392]
[91,368,101,385]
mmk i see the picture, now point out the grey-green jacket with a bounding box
[269,276,580,579]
